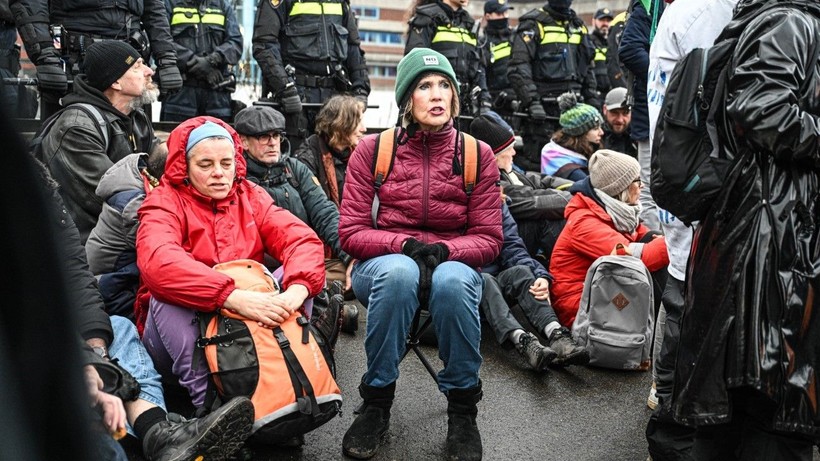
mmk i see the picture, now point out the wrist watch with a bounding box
[92,345,109,359]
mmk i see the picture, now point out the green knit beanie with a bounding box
[395,48,459,108]
[557,92,603,136]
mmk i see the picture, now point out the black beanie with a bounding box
[81,41,142,91]
[547,0,573,12]
[470,115,515,155]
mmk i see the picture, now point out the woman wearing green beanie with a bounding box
[540,92,605,180]
[338,47,502,461]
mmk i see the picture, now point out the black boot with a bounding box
[446,383,483,461]
[142,396,254,461]
[342,381,395,459]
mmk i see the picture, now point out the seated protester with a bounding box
[136,117,326,414]
[471,114,571,266]
[481,203,589,371]
[33,154,254,461]
[293,94,367,209]
[234,105,354,291]
[549,150,668,327]
[85,141,168,319]
[541,92,604,181]
[338,49,502,461]
[601,87,637,158]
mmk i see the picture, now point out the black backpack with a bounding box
[31,103,109,162]
[649,38,736,225]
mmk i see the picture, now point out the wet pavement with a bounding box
[127,303,657,461]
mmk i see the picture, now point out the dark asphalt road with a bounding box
[127,305,658,461]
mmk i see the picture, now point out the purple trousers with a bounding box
[141,267,313,408]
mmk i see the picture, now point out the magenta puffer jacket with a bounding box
[339,121,503,268]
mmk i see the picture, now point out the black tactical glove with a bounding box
[529,100,547,122]
[35,61,68,95]
[206,51,224,67]
[186,55,212,80]
[354,92,368,111]
[205,68,223,88]
[279,84,302,115]
[156,55,183,96]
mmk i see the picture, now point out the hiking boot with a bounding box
[548,327,590,367]
[446,383,483,461]
[342,381,395,459]
[341,303,359,334]
[515,332,556,371]
[142,396,254,461]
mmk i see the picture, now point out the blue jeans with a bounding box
[108,315,165,409]
[352,254,483,393]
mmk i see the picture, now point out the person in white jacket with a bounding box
[644,1,738,459]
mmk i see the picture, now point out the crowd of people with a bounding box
[6,0,820,459]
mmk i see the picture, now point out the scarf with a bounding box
[596,188,641,233]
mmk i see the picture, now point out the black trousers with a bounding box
[479,266,559,345]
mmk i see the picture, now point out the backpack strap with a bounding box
[461,132,479,197]
[273,325,321,417]
[70,103,110,152]
[370,128,398,229]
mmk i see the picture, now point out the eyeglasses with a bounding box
[632,179,643,187]
[253,132,282,144]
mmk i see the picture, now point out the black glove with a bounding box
[529,100,547,122]
[186,56,212,80]
[156,56,183,96]
[35,62,68,94]
[205,68,223,88]
[279,84,303,114]
[206,51,224,67]
[402,238,450,308]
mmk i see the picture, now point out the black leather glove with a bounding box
[529,100,547,122]
[279,84,302,115]
[186,55,212,80]
[156,56,183,96]
[402,238,450,308]
[206,51,224,67]
[205,68,223,88]
[35,62,68,94]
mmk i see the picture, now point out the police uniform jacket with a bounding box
[481,24,513,94]
[507,6,597,108]
[251,0,369,98]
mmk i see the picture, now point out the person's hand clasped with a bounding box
[529,277,551,301]
[402,238,450,307]
[223,289,294,328]
[84,365,126,439]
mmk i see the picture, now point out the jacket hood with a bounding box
[566,177,611,222]
[720,0,820,41]
[162,116,246,190]
[62,75,129,122]
[95,153,147,200]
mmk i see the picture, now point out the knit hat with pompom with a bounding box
[557,92,603,136]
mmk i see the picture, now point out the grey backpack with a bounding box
[571,255,654,371]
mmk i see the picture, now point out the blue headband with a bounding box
[186,122,234,154]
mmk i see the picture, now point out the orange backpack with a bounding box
[198,260,342,443]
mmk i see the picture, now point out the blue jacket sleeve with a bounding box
[618,2,650,77]
[498,203,551,280]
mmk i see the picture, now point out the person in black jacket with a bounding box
[589,8,613,98]
[161,0,243,122]
[252,0,370,152]
[507,0,599,172]
[471,114,570,266]
[480,0,515,122]
[12,0,182,117]
[39,41,158,244]
[406,0,490,121]
[480,204,589,371]
[600,87,636,158]
[234,104,354,290]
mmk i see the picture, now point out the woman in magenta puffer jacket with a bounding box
[338,48,502,461]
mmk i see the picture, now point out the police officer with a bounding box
[590,7,613,99]
[405,0,489,123]
[606,10,628,89]
[160,0,242,122]
[252,0,370,152]
[480,0,516,124]
[507,0,598,172]
[0,2,41,118]
[13,0,183,118]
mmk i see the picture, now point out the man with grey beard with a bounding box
[39,41,160,244]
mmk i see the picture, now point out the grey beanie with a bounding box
[589,149,640,197]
